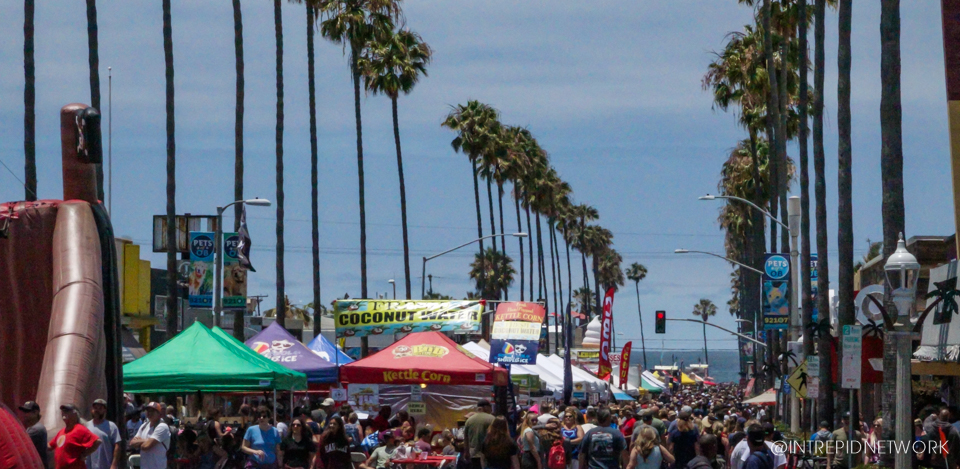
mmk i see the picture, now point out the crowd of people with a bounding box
[23,382,960,469]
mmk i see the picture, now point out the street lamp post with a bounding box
[674,249,763,275]
[388,279,396,300]
[420,233,528,299]
[213,198,271,328]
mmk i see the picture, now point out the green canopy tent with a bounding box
[123,322,307,393]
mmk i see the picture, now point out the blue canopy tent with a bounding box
[245,322,339,383]
[307,334,354,365]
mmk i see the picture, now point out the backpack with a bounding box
[548,439,566,469]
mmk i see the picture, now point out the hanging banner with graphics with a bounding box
[333,300,482,338]
[810,254,819,323]
[489,302,545,365]
[188,232,215,308]
[619,342,632,389]
[598,287,615,380]
[762,253,790,330]
[348,384,380,412]
[222,232,247,310]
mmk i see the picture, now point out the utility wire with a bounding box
[0,156,36,199]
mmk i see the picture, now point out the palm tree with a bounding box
[23,0,35,201]
[469,248,515,300]
[762,0,783,253]
[231,0,245,341]
[813,0,834,429]
[86,0,103,200]
[317,0,402,300]
[879,0,904,442]
[692,298,718,365]
[162,0,178,338]
[359,28,432,300]
[625,262,649,370]
[797,0,814,429]
[307,3,321,338]
[274,0,286,327]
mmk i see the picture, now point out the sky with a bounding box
[0,1,954,354]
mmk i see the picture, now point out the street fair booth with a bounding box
[124,322,307,393]
[640,371,667,393]
[246,321,340,384]
[339,332,508,430]
[463,341,565,406]
[653,368,696,385]
[742,388,777,406]
[307,333,354,365]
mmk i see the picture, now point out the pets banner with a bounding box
[188,231,215,308]
[222,232,247,310]
[598,287,615,380]
[333,300,482,338]
[489,302,545,365]
[762,253,790,330]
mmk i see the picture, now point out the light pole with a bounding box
[420,233,528,299]
[213,198,271,328]
[674,249,763,275]
[388,279,396,300]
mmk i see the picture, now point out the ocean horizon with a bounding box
[628,348,744,383]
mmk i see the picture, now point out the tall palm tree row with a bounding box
[274,0,286,326]
[23,0,36,201]
[358,27,432,300]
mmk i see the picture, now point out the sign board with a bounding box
[762,253,791,330]
[410,385,423,402]
[407,402,426,415]
[489,339,539,365]
[841,325,862,389]
[333,300,482,338]
[153,215,218,253]
[807,377,820,398]
[786,360,808,398]
[490,302,545,365]
[810,255,820,323]
[807,356,820,376]
[348,384,380,412]
[222,232,247,310]
[331,388,347,402]
[774,378,781,390]
[577,351,600,360]
[188,232,216,308]
[154,296,185,332]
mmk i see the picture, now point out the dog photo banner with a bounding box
[188,231,215,308]
[222,232,247,310]
[762,253,790,330]
[333,300,483,338]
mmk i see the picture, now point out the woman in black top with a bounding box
[318,417,353,469]
[479,416,519,469]
[282,417,317,468]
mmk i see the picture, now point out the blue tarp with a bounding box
[246,322,339,383]
[611,388,633,401]
[307,333,354,365]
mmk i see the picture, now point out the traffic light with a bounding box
[655,310,666,334]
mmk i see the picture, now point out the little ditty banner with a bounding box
[619,341,632,389]
[762,253,790,330]
[489,302,545,365]
[188,232,215,308]
[334,300,483,338]
[598,287,615,380]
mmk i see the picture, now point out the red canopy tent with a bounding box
[340,332,508,386]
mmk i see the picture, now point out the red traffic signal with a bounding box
[655,311,666,334]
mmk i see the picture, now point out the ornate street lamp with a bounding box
[883,233,921,325]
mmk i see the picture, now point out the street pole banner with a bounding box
[762,253,790,330]
[810,254,819,323]
[333,300,482,338]
[222,232,247,310]
[598,287,615,380]
[236,205,256,272]
[489,302,545,365]
[841,325,862,389]
[188,231,215,308]
[619,342,632,389]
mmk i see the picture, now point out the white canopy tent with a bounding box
[461,342,566,392]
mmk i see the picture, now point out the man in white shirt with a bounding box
[129,402,171,469]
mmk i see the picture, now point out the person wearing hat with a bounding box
[17,401,48,467]
[84,399,122,469]
[49,403,101,469]
[129,402,171,469]
[741,425,773,469]
[463,399,495,469]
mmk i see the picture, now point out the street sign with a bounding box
[807,377,820,398]
[807,355,820,376]
[411,385,423,402]
[407,402,426,415]
[841,325,862,389]
[786,360,809,398]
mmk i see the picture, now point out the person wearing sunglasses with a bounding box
[241,406,283,468]
[281,417,317,469]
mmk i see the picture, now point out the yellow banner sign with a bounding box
[334,300,482,338]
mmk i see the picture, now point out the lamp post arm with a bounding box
[425,233,509,262]
[666,319,767,347]
[714,195,790,232]
[681,250,764,275]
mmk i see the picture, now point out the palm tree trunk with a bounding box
[497,179,506,299]
[837,0,855,427]
[390,96,412,299]
[23,0,36,201]
[473,160,485,297]
[515,189,524,301]
[487,177,497,253]
[536,213,548,353]
[635,282,647,370]
[525,198,533,300]
[798,0,815,430]
[162,0,178,338]
[274,0,286,326]
[552,222,564,350]
[813,0,834,426]
[350,44,367,300]
[307,3,321,339]
[763,0,780,254]
[231,0,246,341]
[702,321,709,366]
[86,0,103,201]
[593,256,601,322]
[777,40,790,253]
[880,0,904,452]
[549,218,559,354]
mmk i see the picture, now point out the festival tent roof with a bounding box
[653,370,696,385]
[306,333,354,365]
[742,388,777,405]
[123,322,307,393]
[462,342,564,391]
[246,322,339,383]
[339,332,508,386]
[540,355,608,392]
[640,372,665,393]
[611,388,633,401]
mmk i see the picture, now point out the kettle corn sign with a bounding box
[334,300,482,338]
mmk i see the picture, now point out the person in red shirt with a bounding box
[49,404,101,469]
[370,406,391,433]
